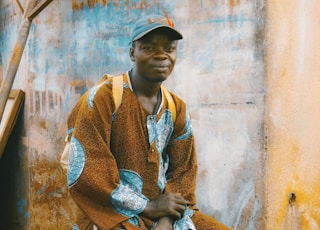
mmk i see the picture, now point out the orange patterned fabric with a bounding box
[67,73,231,229]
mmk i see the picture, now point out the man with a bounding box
[66,14,231,230]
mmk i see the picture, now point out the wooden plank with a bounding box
[0,89,25,158]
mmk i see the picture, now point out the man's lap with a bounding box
[192,211,231,230]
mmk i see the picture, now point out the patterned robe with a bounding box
[67,72,231,230]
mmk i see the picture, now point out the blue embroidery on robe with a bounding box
[147,110,174,154]
[158,154,169,192]
[87,81,129,110]
[176,109,192,141]
[87,82,106,109]
[128,217,139,227]
[67,136,86,187]
[173,208,196,230]
[68,127,74,135]
[146,110,174,191]
[123,82,129,89]
[111,170,149,221]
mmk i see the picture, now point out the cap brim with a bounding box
[133,25,183,42]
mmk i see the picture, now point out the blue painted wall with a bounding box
[0,1,266,229]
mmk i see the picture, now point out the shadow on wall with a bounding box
[0,105,27,230]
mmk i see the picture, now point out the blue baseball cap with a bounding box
[130,14,183,43]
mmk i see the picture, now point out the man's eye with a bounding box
[165,46,176,52]
[143,46,154,51]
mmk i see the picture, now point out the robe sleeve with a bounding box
[67,85,147,229]
[165,100,198,209]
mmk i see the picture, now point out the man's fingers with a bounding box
[170,203,186,219]
[169,209,182,220]
[172,195,187,206]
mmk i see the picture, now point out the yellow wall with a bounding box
[3,0,320,229]
[266,1,320,228]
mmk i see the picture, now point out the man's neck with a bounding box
[129,69,161,98]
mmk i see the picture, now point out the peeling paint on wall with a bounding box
[0,5,20,82]
[72,0,163,10]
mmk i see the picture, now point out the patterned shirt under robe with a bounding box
[67,72,230,230]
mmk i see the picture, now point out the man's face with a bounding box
[130,29,178,83]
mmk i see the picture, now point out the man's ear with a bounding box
[129,46,135,62]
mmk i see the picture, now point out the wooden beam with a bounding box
[15,0,24,14]
[27,0,54,21]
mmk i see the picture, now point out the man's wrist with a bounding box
[152,216,174,230]
[158,216,174,225]
[142,200,161,220]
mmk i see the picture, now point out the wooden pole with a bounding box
[0,0,54,122]
[0,19,31,122]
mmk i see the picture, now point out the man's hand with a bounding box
[142,193,187,220]
[154,216,174,230]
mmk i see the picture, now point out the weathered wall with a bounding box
[0,0,266,229]
[266,0,320,229]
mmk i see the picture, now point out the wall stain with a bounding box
[24,77,91,120]
[230,0,241,14]
[72,0,157,10]
[28,154,79,229]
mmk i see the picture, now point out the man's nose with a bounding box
[153,47,167,58]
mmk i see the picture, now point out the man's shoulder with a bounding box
[86,78,112,106]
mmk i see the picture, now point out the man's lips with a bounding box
[151,66,169,72]
[151,64,169,69]
[152,65,168,68]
